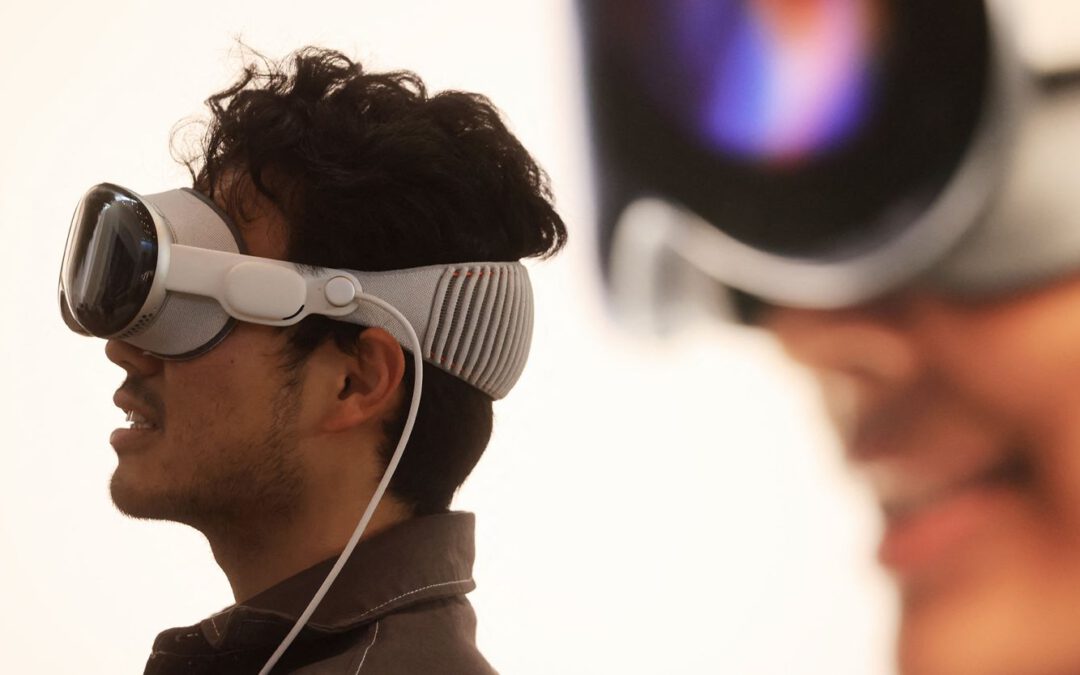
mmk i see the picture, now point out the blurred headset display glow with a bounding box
[654,0,882,162]
[578,0,1080,326]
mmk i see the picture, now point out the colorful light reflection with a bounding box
[666,0,882,163]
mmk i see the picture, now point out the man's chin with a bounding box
[899,590,1003,675]
[109,470,190,522]
[897,565,1080,675]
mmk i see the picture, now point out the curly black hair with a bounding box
[178,46,566,515]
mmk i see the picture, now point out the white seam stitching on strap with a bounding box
[208,612,223,640]
[356,578,473,620]
[353,621,380,674]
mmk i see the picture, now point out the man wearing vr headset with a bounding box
[60,47,565,674]
[581,1,1080,674]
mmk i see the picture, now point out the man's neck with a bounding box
[204,499,410,603]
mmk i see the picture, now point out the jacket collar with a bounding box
[198,511,477,650]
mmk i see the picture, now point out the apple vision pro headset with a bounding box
[59,183,533,673]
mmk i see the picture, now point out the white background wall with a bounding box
[0,1,895,672]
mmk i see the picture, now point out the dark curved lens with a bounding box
[582,0,990,259]
[61,184,158,336]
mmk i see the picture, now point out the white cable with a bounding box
[257,293,424,675]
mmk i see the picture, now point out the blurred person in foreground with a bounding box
[580,1,1080,674]
[59,47,565,674]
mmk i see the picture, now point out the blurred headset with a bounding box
[578,0,1080,328]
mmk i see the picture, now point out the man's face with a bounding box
[106,324,304,530]
[766,278,1080,675]
[105,198,307,533]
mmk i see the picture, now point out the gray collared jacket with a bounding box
[144,512,497,674]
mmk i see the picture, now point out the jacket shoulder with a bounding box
[293,597,497,675]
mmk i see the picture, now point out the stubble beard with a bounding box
[110,376,306,538]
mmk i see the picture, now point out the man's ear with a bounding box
[321,327,407,434]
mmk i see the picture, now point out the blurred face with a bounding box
[766,278,1080,675]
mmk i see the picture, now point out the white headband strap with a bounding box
[347,262,533,400]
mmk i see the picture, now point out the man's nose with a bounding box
[762,303,921,389]
[105,339,164,378]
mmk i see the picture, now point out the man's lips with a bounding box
[110,389,163,454]
[865,450,1034,578]
[870,451,1032,523]
[112,389,163,431]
